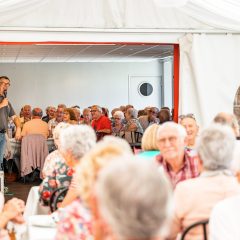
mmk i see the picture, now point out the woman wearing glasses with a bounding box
[112,111,125,136]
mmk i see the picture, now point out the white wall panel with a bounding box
[1,62,161,114]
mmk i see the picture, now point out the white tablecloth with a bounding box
[24,186,49,219]
[22,215,57,240]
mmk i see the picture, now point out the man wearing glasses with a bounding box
[0,76,21,170]
[156,121,200,188]
[91,105,112,141]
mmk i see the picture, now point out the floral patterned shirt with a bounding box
[55,198,92,240]
[39,150,74,206]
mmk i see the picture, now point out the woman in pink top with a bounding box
[167,124,240,240]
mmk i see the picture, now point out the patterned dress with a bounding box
[39,150,74,206]
[55,198,92,240]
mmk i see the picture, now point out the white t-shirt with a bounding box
[209,195,240,240]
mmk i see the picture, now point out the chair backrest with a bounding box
[121,131,143,150]
[180,219,209,240]
[21,134,49,177]
[50,187,68,212]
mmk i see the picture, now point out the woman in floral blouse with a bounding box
[55,136,133,240]
[39,124,96,207]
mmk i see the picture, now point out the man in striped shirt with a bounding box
[156,122,200,188]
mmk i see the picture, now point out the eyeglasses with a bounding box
[179,113,195,120]
[0,81,10,87]
[158,136,178,145]
[114,117,121,120]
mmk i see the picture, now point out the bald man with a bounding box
[21,108,49,139]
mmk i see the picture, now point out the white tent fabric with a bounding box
[180,0,240,31]
[0,0,240,127]
[179,33,240,127]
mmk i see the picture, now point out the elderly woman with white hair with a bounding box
[95,158,172,240]
[111,110,125,136]
[39,124,96,206]
[55,136,133,240]
[167,124,240,240]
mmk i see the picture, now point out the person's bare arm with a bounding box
[12,116,21,140]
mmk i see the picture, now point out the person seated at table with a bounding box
[91,105,112,141]
[39,124,96,206]
[19,104,32,128]
[21,108,49,139]
[138,123,160,159]
[71,106,81,124]
[123,108,143,134]
[179,113,199,149]
[42,106,56,123]
[167,124,240,240]
[213,112,240,137]
[94,158,172,240]
[42,122,70,179]
[48,105,65,138]
[156,122,200,188]
[63,108,77,124]
[159,107,171,124]
[80,108,92,126]
[55,136,133,240]
[111,111,125,136]
[209,148,240,240]
[138,106,159,132]
[0,194,25,239]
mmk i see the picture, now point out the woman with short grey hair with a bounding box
[59,124,96,166]
[112,110,125,136]
[196,123,236,171]
[167,123,240,240]
[95,158,172,240]
[39,124,96,206]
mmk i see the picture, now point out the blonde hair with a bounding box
[77,136,133,206]
[141,124,159,151]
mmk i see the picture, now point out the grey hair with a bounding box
[196,123,235,171]
[113,110,124,120]
[127,108,138,119]
[157,121,187,140]
[53,122,70,142]
[59,125,96,161]
[96,157,172,239]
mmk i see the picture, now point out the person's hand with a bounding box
[2,198,25,221]
[4,150,11,160]
[0,98,8,108]
[14,128,21,141]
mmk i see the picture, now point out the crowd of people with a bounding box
[1,76,240,239]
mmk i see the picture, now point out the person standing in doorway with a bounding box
[0,76,21,170]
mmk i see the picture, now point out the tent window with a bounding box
[234,86,240,127]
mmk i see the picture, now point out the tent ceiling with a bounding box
[0,44,173,63]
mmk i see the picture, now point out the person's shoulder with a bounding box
[175,176,201,192]
[211,195,240,222]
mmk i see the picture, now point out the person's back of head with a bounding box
[32,107,43,118]
[141,123,159,151]
[96,158,172,240]
[213,112,239,137]
[196,123,235,171]
[159,109,171,124]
